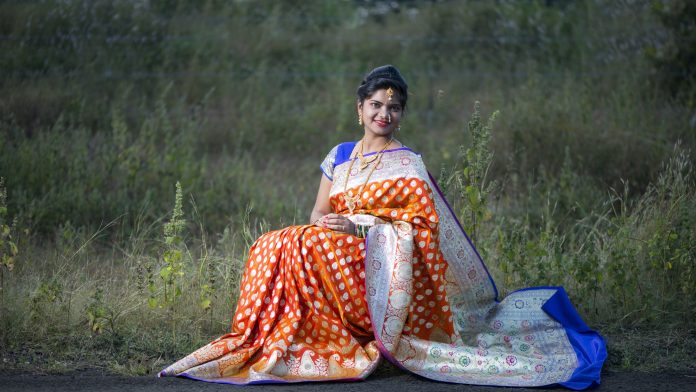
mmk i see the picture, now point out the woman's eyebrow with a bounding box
[369,99,384,105]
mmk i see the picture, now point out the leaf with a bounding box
[466,185,479,206]
[148,297,158,309]
[466,149,475,162]
[200,298,211,310]
[5,257,13,271]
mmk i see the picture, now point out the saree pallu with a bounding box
[159,147,606,389]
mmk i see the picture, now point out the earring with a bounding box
[358,113,363,126]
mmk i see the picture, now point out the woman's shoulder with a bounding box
[331,141,358,167]
[320,141,358,180]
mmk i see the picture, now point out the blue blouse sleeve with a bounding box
[320,145,339,180]
[319,142,357,181]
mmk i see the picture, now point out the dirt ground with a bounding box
[1,364,695,392]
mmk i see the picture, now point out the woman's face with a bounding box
[358,88,403,139]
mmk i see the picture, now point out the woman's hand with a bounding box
[314,213,355,235]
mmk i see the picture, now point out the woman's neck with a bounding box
[361,134,393,153]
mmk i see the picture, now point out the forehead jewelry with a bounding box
[386,87,394,102]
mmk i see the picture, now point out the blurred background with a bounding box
[0,0,694,375]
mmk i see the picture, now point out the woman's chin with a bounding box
[366,127,395,138]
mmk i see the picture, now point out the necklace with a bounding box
[357,140,380,170]
[342,138,392,214]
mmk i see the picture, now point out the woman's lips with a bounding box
[374,120,389,128]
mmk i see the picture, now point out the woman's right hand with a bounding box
[315,213,356,235]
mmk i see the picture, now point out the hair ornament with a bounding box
[386,87,394,102]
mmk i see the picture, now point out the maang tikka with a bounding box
[386,87,394,102]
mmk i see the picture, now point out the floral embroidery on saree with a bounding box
[159,147,606,389]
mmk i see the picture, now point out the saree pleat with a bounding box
[159,147,606,389]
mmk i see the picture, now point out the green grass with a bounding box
[1,0,695,375]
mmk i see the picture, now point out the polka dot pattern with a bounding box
[161,149,590,388]
[162,174,454,382]
[332,177,455,342]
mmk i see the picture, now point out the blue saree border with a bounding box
[332,147,606,389]
[423,147,606,389]
[426,171,500,300]
[525,286,607,390]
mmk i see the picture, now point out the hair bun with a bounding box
[356,65,408,109]
[365,65,406,85]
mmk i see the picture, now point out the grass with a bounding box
[1,0,695,376]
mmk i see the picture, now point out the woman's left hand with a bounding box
[315,213,355,235]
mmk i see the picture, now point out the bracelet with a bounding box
[355,224,369,238]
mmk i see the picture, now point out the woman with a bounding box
[159,65,606,389]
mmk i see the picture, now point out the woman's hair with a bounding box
[356,65,408,110]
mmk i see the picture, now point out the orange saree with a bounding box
[159,145,606,389]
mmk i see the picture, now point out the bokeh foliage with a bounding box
[1,0,693,234]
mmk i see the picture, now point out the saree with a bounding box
[159,144,606,389]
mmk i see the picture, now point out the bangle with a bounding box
[355,224,369,238]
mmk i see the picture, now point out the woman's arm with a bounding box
[310,175,333,224]
[310,175,356,234]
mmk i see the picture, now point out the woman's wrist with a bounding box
[311,213,326,226]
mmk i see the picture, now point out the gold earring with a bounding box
[358,113,363,126]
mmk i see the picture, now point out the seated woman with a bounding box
[159,65,606,389]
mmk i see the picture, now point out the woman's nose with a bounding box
[380,107,390,120]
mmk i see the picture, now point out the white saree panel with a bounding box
[331,148,592,388]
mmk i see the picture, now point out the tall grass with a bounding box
[0,0,694,374]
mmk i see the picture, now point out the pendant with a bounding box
[358,156,377,171]
[345,198,356,214]
[343,193,360,214]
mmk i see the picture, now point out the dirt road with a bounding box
[1,365,695,392]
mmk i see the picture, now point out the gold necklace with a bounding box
[342,138,392,214]
[357,140,380,170]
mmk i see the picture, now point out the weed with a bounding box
[158,181,187,310]
[0,178,19,305]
